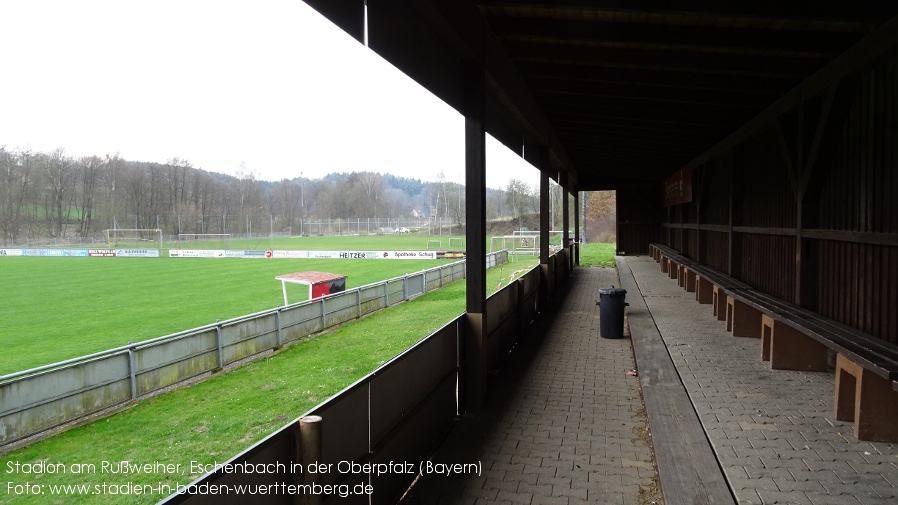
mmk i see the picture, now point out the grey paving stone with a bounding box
[625,256,898,505]
[400,267,657,504]
[530,495,569,505]
[756,489,814,504]
[405,259,898,505]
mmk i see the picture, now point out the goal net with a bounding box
[105,229,163,249]
[490,235,539,255]
[177,233,231,249]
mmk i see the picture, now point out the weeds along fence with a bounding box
[0,250,508,448]
[159,254,557,505]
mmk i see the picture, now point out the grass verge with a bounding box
[578,242,617,268]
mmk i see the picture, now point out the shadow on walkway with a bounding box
[402,267,659,505]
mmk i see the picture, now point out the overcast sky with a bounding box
[0,0,540,189]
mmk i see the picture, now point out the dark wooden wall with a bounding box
[814,59,898,344]
[661,55,898,345]
[616,187,662,256]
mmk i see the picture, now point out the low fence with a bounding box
[160,253,553,505]
[0,251,508,447]
[0,217,460,248]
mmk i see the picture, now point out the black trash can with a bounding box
[597,286,628,339]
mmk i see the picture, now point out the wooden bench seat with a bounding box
[649,243,898,442]
[652,245,753,328]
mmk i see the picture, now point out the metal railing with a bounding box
[0,251,509,447]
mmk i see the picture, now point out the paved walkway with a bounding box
[625,255,898,505]
[402,267,659,504]
[404,257,898,505]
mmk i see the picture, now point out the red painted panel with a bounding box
[312,283,330,299]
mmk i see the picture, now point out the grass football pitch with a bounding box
[0,234,468,376]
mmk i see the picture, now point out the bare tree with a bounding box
[505,178,533,228]
[312,180,342,223]
[233,162,263,231]
[357,171,384,218]
[165,157,192,213]
[98,153,123,229]
[43,148,77,238]
[0,147,35,243]
[0,146,441,241]
[191,170,222,234]
[76,155,103,239]
[273,179,301,233]
[586,190,616,243]
[448,182,464,228]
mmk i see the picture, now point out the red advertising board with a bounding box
[662,165,693,206]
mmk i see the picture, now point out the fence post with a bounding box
[357,288,362,319]
[127,342,137,400]
[321,298,327,329]
[403,274,408,301]
[276,306,283,349]
[216,320,224,371]
[383,282,388,308]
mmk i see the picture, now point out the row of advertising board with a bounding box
[168,250,466,259]
[0,249,160,257]
[0,249,465,259]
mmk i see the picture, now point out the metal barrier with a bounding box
[0,251,507,447]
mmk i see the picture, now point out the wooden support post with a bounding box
[728,149,743,278]
[562,174,570,275]
[835,354,898,442]
[464,64,487,409]
[712,286,726,321]
[695,275,713,304]
[539,150,550,312]
[761,315,828,370]
[685,268,696,293]
[574,190,580,266]
[726,296,762,337]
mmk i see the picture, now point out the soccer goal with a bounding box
[490,235,539,255]
[448,237,464,249]
[426,240,442,251]
[105,229,163,249]
[177,233,231,249]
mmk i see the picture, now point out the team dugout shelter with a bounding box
[275,271,347,305]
